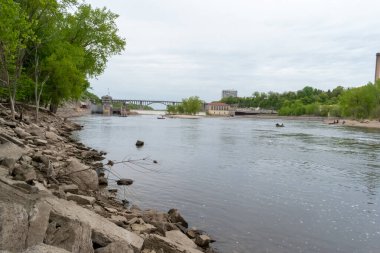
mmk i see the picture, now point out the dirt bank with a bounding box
[0,104,216,253]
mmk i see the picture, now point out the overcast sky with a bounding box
[86,0,380,102]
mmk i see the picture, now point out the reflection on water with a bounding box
[72,116,380,253]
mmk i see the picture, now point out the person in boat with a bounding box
[276,123,284,127]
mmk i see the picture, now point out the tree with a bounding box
[166,96,203,115]
[166,105,177,114]
[63,4,126,77]
[0,0,35,119]
[181,96,203,115]
[339,83,378,119]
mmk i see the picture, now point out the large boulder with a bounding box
[143,234,203,253]
[165,230,198,249]
[0,202,29,252]
[64,158,98,191]
[45,196,144,251]
[0,141,26,161]
[44,213,94,253]
[22,243,71,253]
[0,182,53,252]
[195,234,211,248]
[26,201,51,248]
[94,241,134,253]
[168,209,188,228]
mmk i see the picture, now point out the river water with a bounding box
[72,115,380,253]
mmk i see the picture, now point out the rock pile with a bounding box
[0,105,216,253]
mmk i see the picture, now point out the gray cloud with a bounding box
[87,0,380,102]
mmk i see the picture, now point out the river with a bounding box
[72,115,380,253]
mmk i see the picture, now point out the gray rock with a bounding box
[26,125,44,137]
[99,177,108,186]
[45,131,61,142]
[128,217,139,225]
[95,242,135,253]
[32,155,49,166]
[21,155,33,163]
[64,158,98,191]
[95,241,134,253]
[45,197,144,251]
[104,206,118,213]
[22,243,71,253]
[1,158,16,169]
[12,164,36,183]
[60,184,79,194]
[186,229,199,239]
[142,209,169,224]
[165,230,198,249]
[81,150,104,161]
[66,192,96,205]
[14,127,30,138]
[131,223,156,234]
[135,140,144,147]
[0,141,26,161]
[44,213,93,253]
[116,178,133,186]
[0,202,29,252]
[168,209,188,228]
[4,121,17,128]
[34,139,48,146]
[26,201,51,248]
[108,215,127,226]
[143,234,203,253]
[195,234,211,248]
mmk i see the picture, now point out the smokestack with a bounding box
[375,53,380,83]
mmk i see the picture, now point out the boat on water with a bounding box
[157,116,166,119]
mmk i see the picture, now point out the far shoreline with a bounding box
[57,105,380,130]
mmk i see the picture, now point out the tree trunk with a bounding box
[9,96,15,119]
[49,103,58,113]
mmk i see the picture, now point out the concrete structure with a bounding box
[222,90,238,99]
[207,102,232,116]
[375,53,380,83]
[101,95,112,115]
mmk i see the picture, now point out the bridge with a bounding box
[111,99,181,107]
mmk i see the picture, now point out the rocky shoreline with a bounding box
[0,104,216,253]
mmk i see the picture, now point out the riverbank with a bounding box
[0,104,215,253]
[235,114,380,129]
[323,118,380,129]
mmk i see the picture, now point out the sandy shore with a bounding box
[323,118,380,129]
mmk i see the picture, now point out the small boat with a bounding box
[275,123,284,127]
[157,116,166,119]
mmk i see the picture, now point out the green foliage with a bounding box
[0,0,126,114]
[166,96,203,115]
[0,0,36,117]
[81,89,101,104]
[339,82,380,119]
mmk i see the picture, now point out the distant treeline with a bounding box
[221,82,380,119]
[0,0,125,120]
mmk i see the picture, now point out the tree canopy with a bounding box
[0,0,125,116]
[167,96,203,115]
[220,82,380,119]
